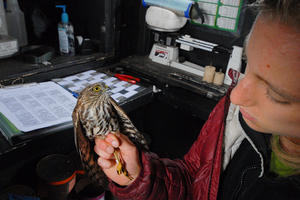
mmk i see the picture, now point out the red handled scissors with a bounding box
[114,74,140,84]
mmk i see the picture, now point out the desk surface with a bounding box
[0,53,115,86]
[0,55,221,157]
[0,55,222,191]
[119,55,221,119]
[0,65,154,156]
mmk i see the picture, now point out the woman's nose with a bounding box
[230,75,257,107]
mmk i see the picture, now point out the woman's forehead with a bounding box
[247,16,300,101]
[254,16,300,59]
[247,16,300,71]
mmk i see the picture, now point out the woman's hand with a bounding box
[94,133,142,186]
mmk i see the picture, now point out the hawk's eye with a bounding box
[93,85,101,92]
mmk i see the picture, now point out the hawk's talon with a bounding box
[113,150,133,180]
[116,161,122,175]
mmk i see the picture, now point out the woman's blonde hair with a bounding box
[254,0,300,27]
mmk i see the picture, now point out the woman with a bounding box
[94,0,300,199]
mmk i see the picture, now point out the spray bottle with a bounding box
[5,0,28,47]
[56,5,75,56]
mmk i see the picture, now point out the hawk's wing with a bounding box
[109,97,149,150]
[72,108,109,188]
[72,110,90,160]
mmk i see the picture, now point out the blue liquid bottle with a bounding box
[56,5,75,56]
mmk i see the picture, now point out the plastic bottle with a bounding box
[5,0,28,47]
[56,5,75,56]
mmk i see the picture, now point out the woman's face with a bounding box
[230,15,300,138]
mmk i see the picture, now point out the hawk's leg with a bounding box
[113,149,133,180]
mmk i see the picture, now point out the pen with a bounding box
[72,91,79,98]
[56,83,79,98]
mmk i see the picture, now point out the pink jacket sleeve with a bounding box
[109,151,194,200]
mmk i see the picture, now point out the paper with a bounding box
[53,70,146,103]
[0,82,77,132]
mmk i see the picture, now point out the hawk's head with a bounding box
[75,82,118,139]
[79,82,110,104]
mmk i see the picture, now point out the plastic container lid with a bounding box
[36,154,75,185]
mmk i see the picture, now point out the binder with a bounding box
[0,112,23,145]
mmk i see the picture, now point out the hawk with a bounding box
[72,82,149,188]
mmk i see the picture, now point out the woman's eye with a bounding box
[265,89,290,105]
